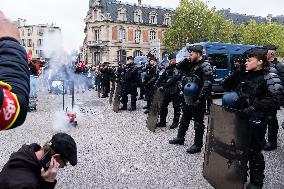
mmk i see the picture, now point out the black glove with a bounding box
[193,99,201,109]
[242,106,255,116]
[159,87,165,92]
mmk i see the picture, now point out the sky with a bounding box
[1,0,283,52]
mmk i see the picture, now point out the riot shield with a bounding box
[203,103,249,189]
[146,88,164,132]
[98,80,102,98]
[113,82,122,113]
[109,80,116,104]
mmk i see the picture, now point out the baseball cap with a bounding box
[50,133,77,166]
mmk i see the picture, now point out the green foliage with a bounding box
[164,0,236,51]
[164,0,284,56]
[239,20,284,56]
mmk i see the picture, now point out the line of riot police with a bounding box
[97,44,284,189]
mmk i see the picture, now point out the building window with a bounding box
[134,10,143,23]
[150,31,156,41]
[164,18,170,25]
[94,29,100,42]
[134,50,142,57]
[135,30,141,43]
[22,30,25,36]
[38,28,44,36]
[118,12,127,21]
[94,52,100,65]
[150,16,155,24]
[22,39,26,47]
[37,39,42,46]
[118,50,126,64]
[39,50,44,58]
[28,39,32,47]
[27,28,32,36]
[149,11,157,24]
[36,50,38,55]
[118,28,126,42]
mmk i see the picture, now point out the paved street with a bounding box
[0,91,283,189]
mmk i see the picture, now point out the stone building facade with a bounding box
[84,0,174,66]
[15,18,61,59]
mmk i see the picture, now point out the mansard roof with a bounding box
[88,0,174,25]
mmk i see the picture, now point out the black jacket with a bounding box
[144,65,159,88]
[0,143,56,189]
[155,64,182,92]
[177,58,213,100]
[223,70,282,117]
[0,37,30,128]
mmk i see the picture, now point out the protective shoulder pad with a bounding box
[201,62,213,75]
[264,73,284,95]
[275,62,284,73]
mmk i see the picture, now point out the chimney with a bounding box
[138,0,141,5]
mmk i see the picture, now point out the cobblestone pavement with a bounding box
[0,90,283,189]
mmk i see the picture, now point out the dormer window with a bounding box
[163,13,171,25]
[149,11,157,24]
[118,8,127,22]
[134,9,143,23]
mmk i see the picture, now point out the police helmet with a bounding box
[222,92,239,108]
[183,82,199,105]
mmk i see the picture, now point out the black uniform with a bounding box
[138,65,146,99]
[169,58,213,153]
[0,143,56,189]
[223,68,283,188]
[143,64,159,111]
[100,66,113,97]
[264,58,284,150]
[155,64,182,128]
[120,63,139,110]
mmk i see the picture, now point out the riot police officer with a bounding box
[222,47,283,189]
[155,53,182,129]
[143,57,159,114]
[119,56,140,111]
[100,63,113,98]
[169,45,213,154]
[263,45,284,151]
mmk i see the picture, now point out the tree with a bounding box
[239,20,284,56]
[164,0,237,51]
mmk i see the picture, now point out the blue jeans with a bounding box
[29,76,38,98]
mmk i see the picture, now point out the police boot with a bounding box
[119,105,127,110]
[246,183,262,189]
[156,120,166,128]
[170,122,179,129]
[169,137,184,145]
[169,125,186,145]
[186,129,204,154]
[128,107,136,111]
[143,105,149,109]
[263,141,277,151]
[138,96,144,100]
